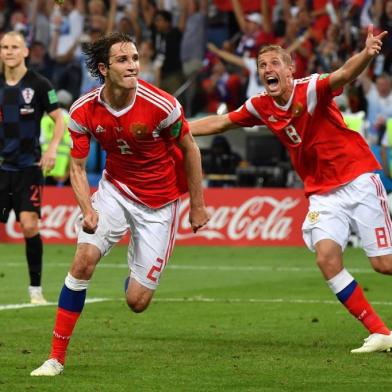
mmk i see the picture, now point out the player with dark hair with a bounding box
[31,32,209,376]
[0,31,64,304]
[191,26,392,353]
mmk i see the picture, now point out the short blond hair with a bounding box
[1,31,27,47]
[257,45,293,66]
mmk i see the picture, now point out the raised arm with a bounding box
[261,0,272,34]
[207,43,246,68]
[329,25,387,91]
[190,113,239,136]
[70,157,98,234]
[176,133,209,232]
[230,0,247,32]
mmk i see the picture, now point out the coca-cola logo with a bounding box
[177,196,301,241]
[4,193,305,245]
[6,205,81,239]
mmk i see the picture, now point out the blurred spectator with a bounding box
[139,39,161,86]
[28,0,51,48]
[377,0,392,74]
[206,42,261,98]
[48,0,85,98]
[308,0,335,43]
[358,71,392,145]
[201,56,242,113]
[158,0,181,27]
[380,117,392,178]
[228,0,274,58]
[152,9,185,93]
[116,15,141,43]
[27,40,55,80]
[202,135,242,187]
[86,0,117,35]
[276,11,312,78]
[180,0,208,116]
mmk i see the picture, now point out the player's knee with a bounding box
[20,222,39,237]
[371,255,392,275]
[316,252,336,270]
[126,296,150,313]
[125,279,154,313]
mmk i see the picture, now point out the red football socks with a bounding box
[49,307,81,364]
[344,285,390,335]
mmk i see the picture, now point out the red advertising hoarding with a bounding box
[212,0,276,13]
[0,187,308,246]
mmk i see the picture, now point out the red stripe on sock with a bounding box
[344,285,389,335]
[49,307,81,364]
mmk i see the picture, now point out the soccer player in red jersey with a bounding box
[191,25,392,353]
[31,33,209,376]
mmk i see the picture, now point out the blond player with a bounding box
[191,25,392,353]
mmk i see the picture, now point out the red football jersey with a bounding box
[229,74,381,197]
[68,80,189,208]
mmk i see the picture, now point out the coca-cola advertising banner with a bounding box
[0,187,308,246]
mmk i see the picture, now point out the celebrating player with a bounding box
[0,31,64,305]
[31,32,209,376]
[191,25,392,353]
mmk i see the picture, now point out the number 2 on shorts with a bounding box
[147,257,164,282]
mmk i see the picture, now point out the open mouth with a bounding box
[266,76,279,89]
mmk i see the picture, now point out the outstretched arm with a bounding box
[190,113,239,136]
[329,25,387,90]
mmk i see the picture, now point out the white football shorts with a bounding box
[76,177,180,289]
[302,173,392,257]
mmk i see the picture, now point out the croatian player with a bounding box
[0,31,64,305]
[31,33,209,376]
[191,25,392,353]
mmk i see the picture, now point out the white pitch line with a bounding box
[2,296,392,311]
[1,262,375,274]
[0,297,108,311]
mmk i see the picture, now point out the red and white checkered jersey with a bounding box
[68,80,189,208]
[229,73,381,197]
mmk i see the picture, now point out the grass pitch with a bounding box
[1,244,392,391]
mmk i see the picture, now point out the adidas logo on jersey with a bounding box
[268,115,278,122]
[95,125,106,133]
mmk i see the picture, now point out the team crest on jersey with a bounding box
[131,123,148,139]
[307,211,320,224]
[292,102,304,117]
[22,88,35,104]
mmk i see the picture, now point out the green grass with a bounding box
[1,244,392,391]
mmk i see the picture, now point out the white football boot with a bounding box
[30,359,64,376]
[29,286,48,305]
[351,332,392,353]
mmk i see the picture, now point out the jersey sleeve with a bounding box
[39,77,60,114]
[159,98,190,142]
[316,73,343,102]
[67,108,91,159]
[228,97,265,127]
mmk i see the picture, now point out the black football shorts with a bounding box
[0,167,43,222]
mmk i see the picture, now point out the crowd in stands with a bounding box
[2,0,392,186]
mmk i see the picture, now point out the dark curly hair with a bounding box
[81,33,137,84]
